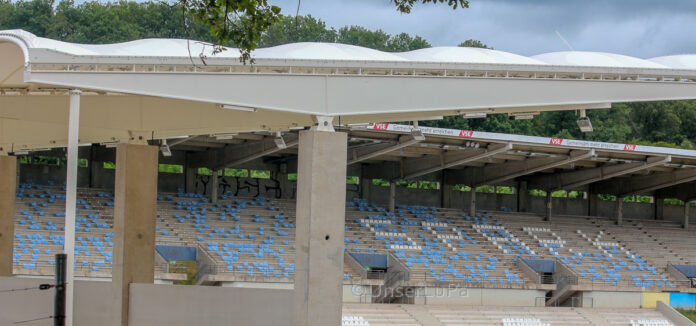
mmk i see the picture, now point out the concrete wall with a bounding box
[0,276,111,325]
[414,287,545,306]
[128,283,292,326]
[582,291,643,308]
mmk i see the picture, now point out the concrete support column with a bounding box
[211,170,218,204]
[389,183,396,213]
[588,192,598,217]
[517,181,528,213]
[360,175,371,203]
[684,201,690,229]
[616,198,623,226]
[469,189,476,217]
[0,155,17,276]
[545,192,552,221]
[293,130,347,326]
[112,144,159,326]
[655,197,665,220]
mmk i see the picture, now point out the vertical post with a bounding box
[360,165,370,202]
[112,144,158,326]
[616,197,623,226]
[545,191,552,221]
[0,154,17,276]
[655,197,664,220]
[54,253,67,326]
[469,188,476,217]
[389,182,396,213]
[517,181,528,213]
[293,129,347,326]
[211,169,218,204]
[64,89,81,326]
[684,201,690,229]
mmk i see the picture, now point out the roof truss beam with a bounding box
[188,134,299,169]
[618,168,696,197]
[399,143,512,180]
[348,132,424,165]
[527,155,671,191]
[474,149,595,186]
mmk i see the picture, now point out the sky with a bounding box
[268,0,696,58]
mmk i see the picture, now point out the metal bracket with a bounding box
[126,131,150,145]
[311,115,335,132]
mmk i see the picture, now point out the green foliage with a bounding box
[249,169,270,179]
[392,0,469,14]
[419,180,438,190]
[346,176,359,185]
[676,308,696,322]
[598,194,616,201]
[197,167,212,175]
[159,164,183,174]
[224,168,248,177]
[372,179,391,187]
[475,185,494,193]
[664,198,684,206]
[453,184,471,192]
[103,162,116,170]
[529,189,546,197]
[458,39,489,49]
[287,173,297,181]
[337,26,431,52]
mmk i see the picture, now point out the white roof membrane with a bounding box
[395,47,546,65]
[532,51,670,69]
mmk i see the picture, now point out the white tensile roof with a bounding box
[395,47,546,65]
[531,51,670,69]
[649,55,696,70]
[4,29,696,69]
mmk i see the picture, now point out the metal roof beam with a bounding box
[475,149,595,186]
[526,155,671,191]
[618,168,696,197]
[188,134,299,169]
[399,142,512,181]
[348,131,424,165]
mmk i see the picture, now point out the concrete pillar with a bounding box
[684,201,690,229]
[293,130,347,326]
[469,188,476,217]
[389,183,396,212]
[655,197,664,220]
[184,167,196,194]
[517,181,528,213]
[616,198,623,226]
[588,192,598,217]
[545,192,552,221]
[0,155,17,276]
[211,169,218,204]
[112,144,158,326]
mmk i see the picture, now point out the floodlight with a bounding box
[509,111,539,120]
[160,139,172,157]
[463,112,488,119]
[217,104,257,112]
[577,109,593,132]
[410,128,426,141]
[274,132,287,149]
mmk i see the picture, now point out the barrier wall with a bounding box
[643,292,671,308]
[414,287,545,306]
[0,276,112,325]
[582,291,643,308]
[670,293,696,309]
[129,283,292,326]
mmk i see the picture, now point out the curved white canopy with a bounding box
[3,29,696,151]
[396,47,546,65]
[532,51,670,69]
[649,55,696,70]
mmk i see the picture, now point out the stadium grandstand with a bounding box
[1,29,696,325]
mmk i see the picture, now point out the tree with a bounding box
[458,38,489,49]
[179,0,469,62]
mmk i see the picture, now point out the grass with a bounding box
[676,308,696,323]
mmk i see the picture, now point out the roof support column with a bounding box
[655,197,664,220]
[64,89,81,326]
[684,201,690,230]
[0,154,17,277]
[293,126,347,326]
[389,183,396,213]
[211,169,218,204]
[545,192,552,221]
[518,181,528,213]
[616,198,623,226]
[111,143,158,326]
[469,188,476,217]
